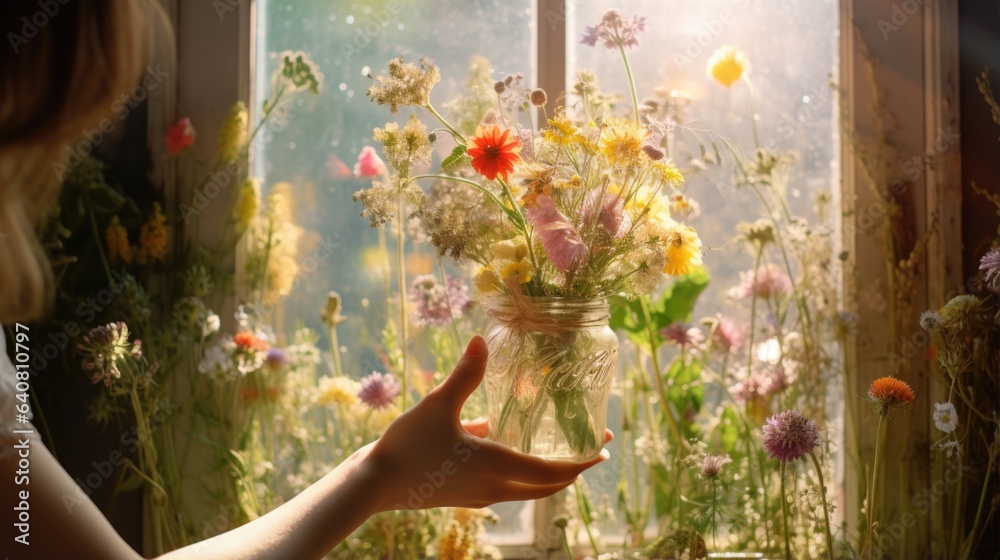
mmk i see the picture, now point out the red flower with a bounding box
[165,117,196,154]
[867,376,915,410]
[233,332,268,351]
[467,124,522,181]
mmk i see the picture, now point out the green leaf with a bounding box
[441,145,468,171]
[651,267,710,327]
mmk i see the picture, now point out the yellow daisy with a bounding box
[663,224,703,276]
[598,117,648,166]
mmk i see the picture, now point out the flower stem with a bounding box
[638,297,686,450]
[742,76,761,149]
[810,451,835,559]
[395,196,408,410]
[861,412,888,558]
[575,479,602,556]
[87,209,113,283]
[618,43,641,126]
[780,461,791,560]
[424,103,465,144]
[328,323,343,377]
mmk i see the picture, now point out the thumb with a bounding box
[438,336,488,413]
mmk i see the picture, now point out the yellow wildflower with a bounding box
[555,174,584,190]
[438,520,474,560]
[543,112,580,147]
[598,118,647,166]
[619,184,672,224]
[316,376,360,406]
[652,160,684,186]
[233,177,260,229]
[494,237,529,262]
[136,203,167,264]
[473,266,504,293]
[707,46,748,88]
[501,260,534,284]
[663,224,703,276]
[105,216,133,264]
[217,100,248,164]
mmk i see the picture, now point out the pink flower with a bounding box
[729,264,792,300]
[711,315,745,354]
[166,118,196,154]
[582,190,630,239]
[525,194,588,272]
[762,410,820,463]
[353,146,387,178]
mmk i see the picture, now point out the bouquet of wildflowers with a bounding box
[357,9,703,457]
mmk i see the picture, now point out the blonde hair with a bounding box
[0,1,171,323]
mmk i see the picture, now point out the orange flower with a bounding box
[867,376,915,411]
[232,332,269,351]
[467,124,521,181]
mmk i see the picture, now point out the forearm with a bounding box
[158,445,382,560]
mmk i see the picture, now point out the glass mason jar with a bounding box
[483,297,618,461]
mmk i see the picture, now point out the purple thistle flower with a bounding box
[409,274,470,327]
[264,348,288,371]
[526,194,588,272]
[699,454,733,479]
[580,10,647,50]
[762,410,820,462]
[980,248,1000,294]
[358,371,401,409]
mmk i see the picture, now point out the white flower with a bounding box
[199,343,234,380]
[202,313,221,338]
[934,402,958,433]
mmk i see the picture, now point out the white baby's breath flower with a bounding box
[202,312,221,338]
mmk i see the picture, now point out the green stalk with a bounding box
[87,209,114,282]
[328,322,344,378]
[861,412,888,558]
[742,76,761,149]
[638,297,686,450]
[395,194,408,410]
[423,103,465,143]
[780,461,791,560]
[575,479,602,556]
[810,451,835,559]
[617,42,641,126]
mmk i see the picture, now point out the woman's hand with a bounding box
[360,335,612,512]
